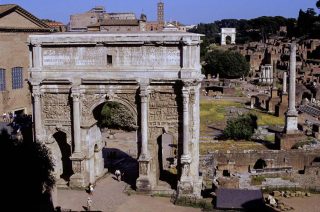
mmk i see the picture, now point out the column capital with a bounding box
[139,86,149,102]
[181,154,192,164]
[182,88,190,106]
[71,92,80,101]
[183,80,197,88]
[71,87,81,101]
[32,86,42,98]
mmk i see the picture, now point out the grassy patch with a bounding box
[251,175,266,185]
[264,134,275,143]
[200,99,242,133]
[250,110,284,126]
[199,140,267,154]
[175,197,213,210]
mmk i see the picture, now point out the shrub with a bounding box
[99,102,136,131]
[223,113,257,140]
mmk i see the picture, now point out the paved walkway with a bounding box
[57,174,200,212]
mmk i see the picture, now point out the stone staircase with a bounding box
[299,105,320,117]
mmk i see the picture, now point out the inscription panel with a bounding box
[42,46,180,68]
[43,47,107,67]
[117,46,180,67]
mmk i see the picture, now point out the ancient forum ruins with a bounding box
[28,32,203,197]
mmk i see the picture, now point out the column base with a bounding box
[70,152,87,188]
[136,176,152,193]
[137,155,153,193]
[177,179,193,197]
[69,173,87,188]
[177,178,203,198]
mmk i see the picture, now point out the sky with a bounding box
[0,0,318,25]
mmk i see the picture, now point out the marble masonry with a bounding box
[28,32,204,197]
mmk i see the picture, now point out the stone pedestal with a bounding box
[69,153,87,188]
[136,156,152,192]
[275,132,306,150]
[177,155,195,197]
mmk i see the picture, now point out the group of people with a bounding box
[2,112,15,122]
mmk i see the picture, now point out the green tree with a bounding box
[223,114,257,140]
[99,102,136,131]
[204,49,249,78]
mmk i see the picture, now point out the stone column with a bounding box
[140,87,149,159]
[178,85,193,197]
[285,42,298,133]
[181,86,192,177]
[288,43,297,113]
[182,87,191,160]
[262,67,266,83]
[32,85,43,141]
[137,83,152,192]
[69,87,86,188]
[71,88,81,154]
[283,71,287,94]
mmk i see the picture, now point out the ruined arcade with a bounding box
[28,32,203,197]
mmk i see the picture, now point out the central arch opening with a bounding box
[93,100,139,189]
[225,35,232,45]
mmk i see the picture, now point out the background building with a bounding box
[0,4,51,115]
[69,6,146,32]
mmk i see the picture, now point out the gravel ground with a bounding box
[57,174,200,212]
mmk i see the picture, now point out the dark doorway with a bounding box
[53,131,73,181]
[253,158,267,170]
[157,133,177,189]
[225,36,232,45]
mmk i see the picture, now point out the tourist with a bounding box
[87,197,92,211]
[88,183,94,195]
[2,113,6,122]
[115,169,121,181]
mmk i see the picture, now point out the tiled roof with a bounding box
[0,4,16,14]
[0,4,50,29]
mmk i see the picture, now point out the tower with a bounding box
[157,1,164,27]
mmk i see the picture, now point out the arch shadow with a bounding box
[53,131,73,181]
[102,147,139,189]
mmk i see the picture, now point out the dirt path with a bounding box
[278,195,320,212]
[57,174,200,212]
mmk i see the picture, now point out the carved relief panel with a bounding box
[81,94,106,126]
[148,92,180,140]
[42,93,71,125]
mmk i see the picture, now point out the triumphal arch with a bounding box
[28,32,203,197]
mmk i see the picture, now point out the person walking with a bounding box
[115,169,121,181]
[87,197,92,211]
[88,183,94,195]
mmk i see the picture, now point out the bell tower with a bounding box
[157,1,164,27]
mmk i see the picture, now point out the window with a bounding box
[107,55,113,65]
[0,69,5,91]
[12,67,23,89]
